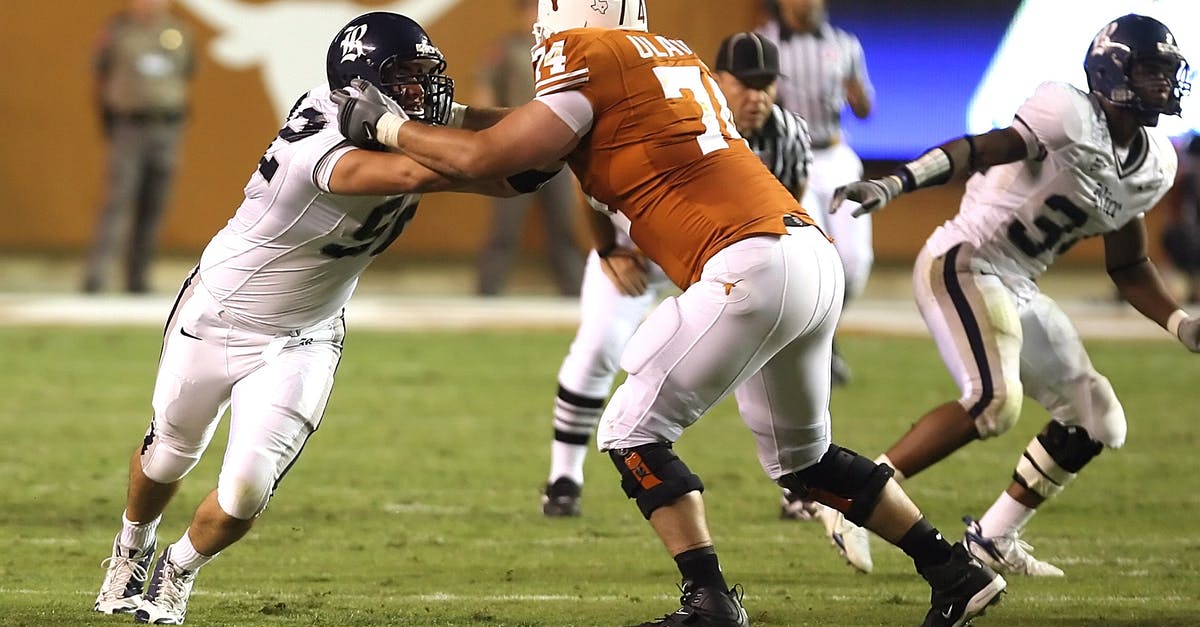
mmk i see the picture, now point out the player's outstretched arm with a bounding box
[334,82,578,182]
[1105,218,1200,352]
[831,127,1030,217]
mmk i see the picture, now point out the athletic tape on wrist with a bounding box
[1167,309,1188,338]
[447,103,468,129]
[898,148,952,191]
[376,113,407,148]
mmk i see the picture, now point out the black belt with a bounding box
[783,215,808,228]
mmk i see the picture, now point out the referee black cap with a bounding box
[714,32,782,81]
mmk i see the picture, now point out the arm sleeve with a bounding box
[300,130,356,193]
[535,90,595,136]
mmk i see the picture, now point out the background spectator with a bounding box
[84,0,195,294]
[473,0,584,297]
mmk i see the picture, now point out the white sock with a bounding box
[978,492,1036,538]
[549,440,587,485]
[119,511,160,554]
[875,454,906,483]
[169,530,216,573]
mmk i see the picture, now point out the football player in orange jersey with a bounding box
[332,2,1007,625]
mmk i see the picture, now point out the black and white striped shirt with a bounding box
[756,20,873,148]
[746,104,813,197]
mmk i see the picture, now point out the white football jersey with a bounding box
[925,81,1178,279]
[199,84,419,331]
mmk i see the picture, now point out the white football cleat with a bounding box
[963,516,1064,577]
[818,505,873,573]
[135,544,197,624]
[94,536,156,614]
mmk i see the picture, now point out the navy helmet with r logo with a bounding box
[1085,13,1191,126]
[325,12,455,125]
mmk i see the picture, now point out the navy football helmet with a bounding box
[1085,14,1190,125]
[326,12,455,125]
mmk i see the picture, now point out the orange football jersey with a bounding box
[533,27,816,288]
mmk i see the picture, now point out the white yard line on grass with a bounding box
[0,293,1173,340]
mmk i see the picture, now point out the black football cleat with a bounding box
[919,542,1006,627]
[631,580,749,626]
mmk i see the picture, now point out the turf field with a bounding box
[0,326,1196,626]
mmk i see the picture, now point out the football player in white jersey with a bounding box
[91,12,553,624]
[822,13,1198,578]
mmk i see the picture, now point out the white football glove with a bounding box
[831,175,904,217]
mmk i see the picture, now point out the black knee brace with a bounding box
[610,444,704,519]
[777,444,894,526]
[1038,421,1103,473]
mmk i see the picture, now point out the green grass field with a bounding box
[0,326,1196,626]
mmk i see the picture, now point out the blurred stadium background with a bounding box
[1,0,1196,277]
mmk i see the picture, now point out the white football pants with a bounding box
[556,245,672,400]
[597,225,845,479]
[914,243,1126,447]
[142,271,344,519]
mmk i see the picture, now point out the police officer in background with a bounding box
[758,0,874,385]
[84,0,195,294]
[474,0,584,296]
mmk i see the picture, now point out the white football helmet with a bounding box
[534,0,647,44]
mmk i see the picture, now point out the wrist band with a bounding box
[596,242,619,258]
[1167,309,1188,338]
[375,113,407,148]
[447,102,468,129]
[897,147,953,192]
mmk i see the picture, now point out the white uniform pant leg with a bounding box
[143,274,236,481]
[217,315,346,519]
[597,228,842,462]
[1018,293,1126,448]
[913,244,1024,438]
[805,144,872,301]
[556,250,664,399]
[734,228,844,479]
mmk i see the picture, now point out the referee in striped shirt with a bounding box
[758,0,874,386]
[713,32,814,207]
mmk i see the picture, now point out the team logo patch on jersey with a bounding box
[590,0,608,14]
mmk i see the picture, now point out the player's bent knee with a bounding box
[140,428,203,484]
[1080,373,1126,448]
[777,443,893,526]
[1014,420,1103,500]
[609,444,703,519]
[973,378,1023,439]
[216,471,273,520]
